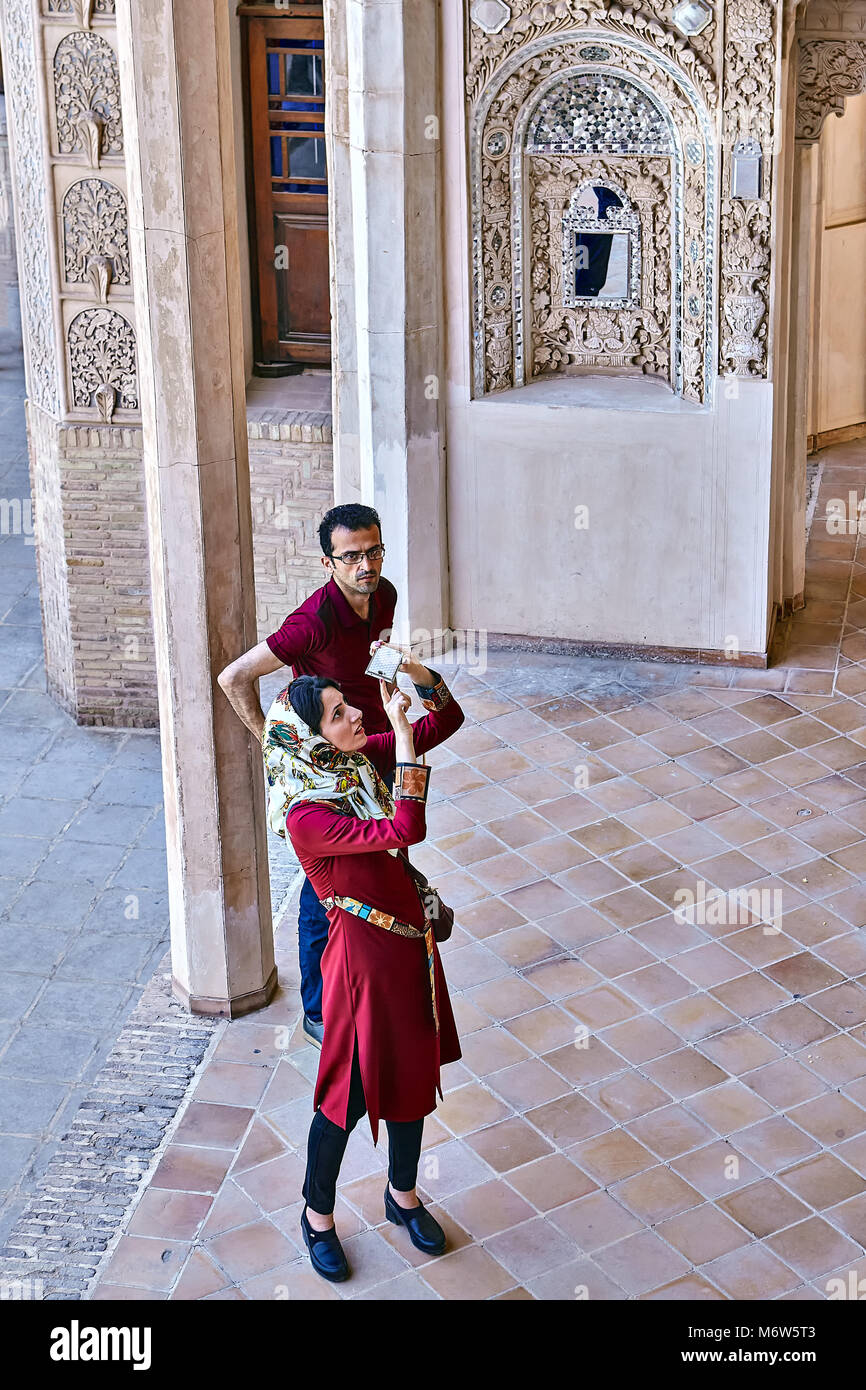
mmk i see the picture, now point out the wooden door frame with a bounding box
[239,4,329,371]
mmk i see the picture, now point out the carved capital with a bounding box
[795,38,866,141]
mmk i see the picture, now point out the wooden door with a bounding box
[242,6,330,368]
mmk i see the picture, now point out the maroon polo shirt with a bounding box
[265,576,398,735]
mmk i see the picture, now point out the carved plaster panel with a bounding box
[472,34,714,402]
[53,31,124,159]
[718,0,778,378]
[466,0,720,108]
[798,0,866,38]
[43,0,115,20]
[3,0,60,414]
[795,38,866,139]
[68,307,137,420]
[62,178,130,296]
[528,155,672,381]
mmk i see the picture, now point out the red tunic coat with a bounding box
[286,693,465,1144]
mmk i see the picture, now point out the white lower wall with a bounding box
[445,375,774,656]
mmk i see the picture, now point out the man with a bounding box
[217,503,397,1049]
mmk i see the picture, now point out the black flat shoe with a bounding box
[301,1205,350,1282]
[384,1183,446,1256]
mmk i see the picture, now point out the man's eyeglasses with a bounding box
[331,544,386,566]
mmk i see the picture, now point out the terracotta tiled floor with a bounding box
[92,441,866,1299]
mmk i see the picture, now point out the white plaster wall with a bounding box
[819,224,866,431]
[441,3,775,657]
[446,379,773,654]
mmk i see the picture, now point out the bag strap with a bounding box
[397,847,430,891]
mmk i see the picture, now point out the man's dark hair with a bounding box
[319,504,382,558]
[287,675,341,735]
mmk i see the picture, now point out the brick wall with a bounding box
[248,410,334,638]
[57,424,157,727]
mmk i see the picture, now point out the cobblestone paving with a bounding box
[84,439,866,1299]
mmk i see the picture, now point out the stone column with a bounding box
[331,0,449,645]
[325,1,362,504]
[115,0,275,1016]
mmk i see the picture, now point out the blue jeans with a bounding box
[299,766,394,1023]
[298,875,330,1022]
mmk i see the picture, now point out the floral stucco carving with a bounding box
[718,0,778,377]
[466,0,719,107]
[528,155,672,381]
[4,0,60,414]
[795,39,866,140]
[53,31,124,159]
[43,0,116,21]
[472,32,714,402]
[68,307,137,421]
[62,178,130,296]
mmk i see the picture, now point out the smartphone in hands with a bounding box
[365,643,404,682]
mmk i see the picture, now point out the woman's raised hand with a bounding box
[380,678,411,730]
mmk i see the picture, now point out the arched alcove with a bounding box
[471,33,716,403]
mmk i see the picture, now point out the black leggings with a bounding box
[302,1033,425,1216]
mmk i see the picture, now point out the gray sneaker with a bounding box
[303,1014,324,1050]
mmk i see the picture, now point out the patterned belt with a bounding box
[320,894,439,1033]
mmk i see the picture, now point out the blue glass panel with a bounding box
[274,182,329,195]
[270,136,283,178]
[266,52,279,95]
[269,38,324,49]
[286,136,325,179]
[273,120,325,132]
[274,100,324,112]
[283,53,323,95]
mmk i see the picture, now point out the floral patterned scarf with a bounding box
[261,683,395,841]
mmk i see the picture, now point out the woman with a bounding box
[261,651,465,1282]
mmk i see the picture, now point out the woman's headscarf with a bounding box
[261,683,395,841]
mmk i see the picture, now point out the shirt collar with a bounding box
[327,576,378,629]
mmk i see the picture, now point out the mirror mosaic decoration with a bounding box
[472,46,714,402]
[467,0,785,399]
[561,183,641,310]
